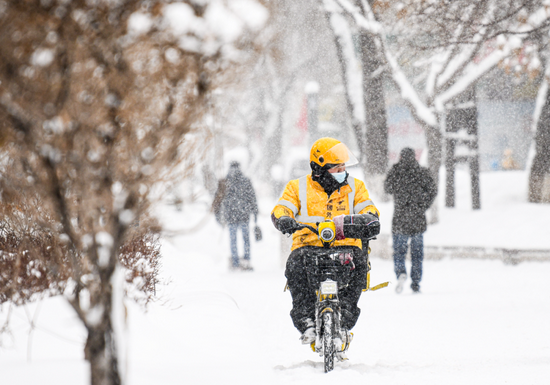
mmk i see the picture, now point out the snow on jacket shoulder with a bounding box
[272,174,379,251]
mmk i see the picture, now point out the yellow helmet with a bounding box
[310,137,358,168]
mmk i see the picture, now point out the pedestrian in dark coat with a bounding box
[213,161,258,270]
[384,148,437,293]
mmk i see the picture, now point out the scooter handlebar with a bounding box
[294,223,318,235]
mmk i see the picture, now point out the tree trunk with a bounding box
[79,268,122,385]
[359,30,388,177]
[359,28,388,199]
[529,84,550,203]
[86,323,121,385]
[324,7,367,164]
[426,122,443,223]
[263,94,286,178]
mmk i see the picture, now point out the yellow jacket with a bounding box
[272,174,380,250]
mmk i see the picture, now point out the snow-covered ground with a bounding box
[1,168,549,384]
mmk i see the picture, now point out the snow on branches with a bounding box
[0,1,267,384]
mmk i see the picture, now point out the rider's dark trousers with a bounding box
[285,246,367,334]
[392,233,424,286]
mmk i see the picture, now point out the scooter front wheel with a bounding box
[322,311,335,373]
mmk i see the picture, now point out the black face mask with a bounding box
[310,162,348,196]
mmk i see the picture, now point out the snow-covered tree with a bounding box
[0,1,265,384]
[208,0,341,183]
[322,0,389,198]
[331,0,550,216]
[502,3,550,203]
[529,58,550,202]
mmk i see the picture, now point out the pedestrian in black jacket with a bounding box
[213,161,258,270]
[384,148,437,293]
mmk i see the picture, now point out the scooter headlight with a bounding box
[320,228,335,242]
[318,221,336,243]
[320,280,338,295]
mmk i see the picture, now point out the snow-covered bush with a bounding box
[0,1,267,384]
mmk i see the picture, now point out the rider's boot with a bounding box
[395,273,407,294]
[299,318,316,345]
[335,328,353,361]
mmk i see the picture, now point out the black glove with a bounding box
[277,216,299,235]
[342,213,380,239]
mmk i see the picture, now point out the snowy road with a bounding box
[2,173,550,384]
[123,211,549,385]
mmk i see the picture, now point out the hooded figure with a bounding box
[385,148,436,235]
[213,161,258,270]
[220,162,258,224]
[384,148,437,293]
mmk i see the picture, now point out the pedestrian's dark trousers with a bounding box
[392,233,424,285]
[285,246,367,334]
[229,222,250,267]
